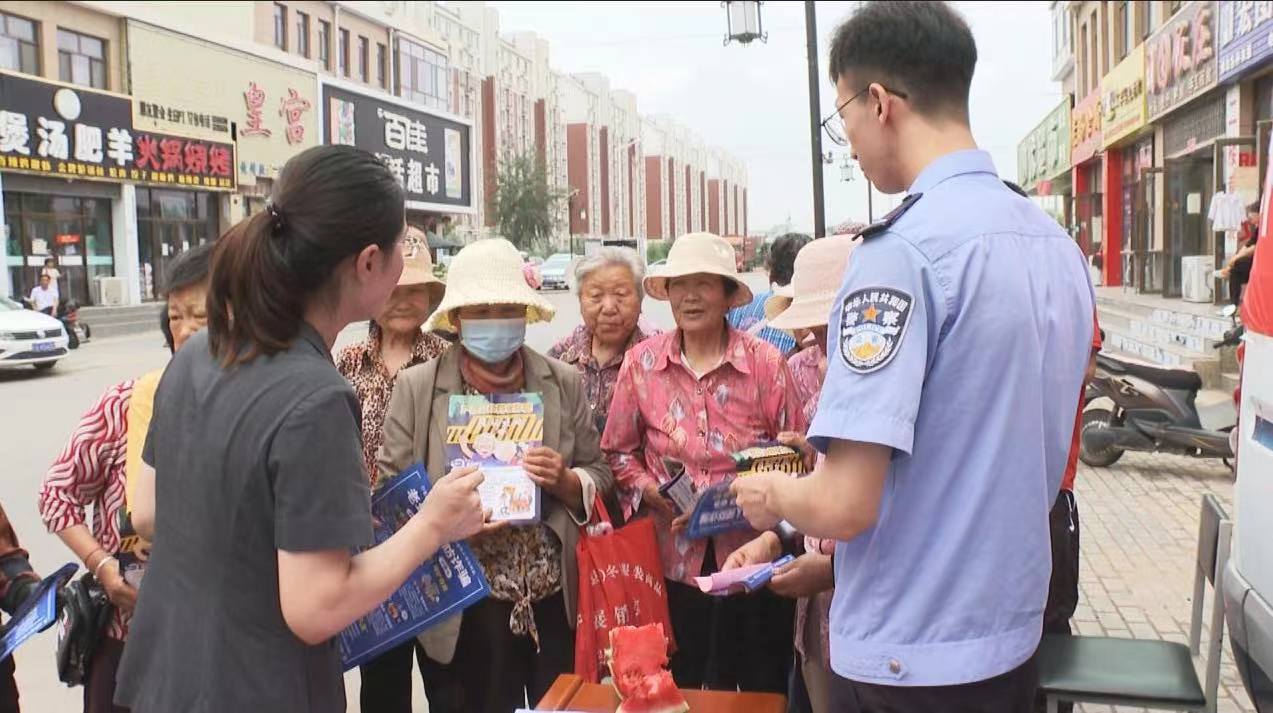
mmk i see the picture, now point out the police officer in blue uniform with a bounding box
[732,2,1095,711]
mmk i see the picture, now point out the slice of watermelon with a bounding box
[607,624,689,713]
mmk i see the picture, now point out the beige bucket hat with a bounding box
[767,235,859,331]
[426,237,556,333]
[644,232,753,308]
[397,227,446,307]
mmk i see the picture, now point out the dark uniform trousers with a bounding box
[829,655,1039,713]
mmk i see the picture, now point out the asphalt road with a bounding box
[0,272,767,712]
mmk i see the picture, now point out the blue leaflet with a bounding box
[337,464,490,670]
[0,563,78,662]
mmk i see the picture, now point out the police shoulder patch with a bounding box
[837,287,915,373]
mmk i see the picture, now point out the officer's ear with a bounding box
[870,83,890,123]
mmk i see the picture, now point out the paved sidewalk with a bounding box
[1072,451,1251,712]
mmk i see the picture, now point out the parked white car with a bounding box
[0,297,69,370]
[539,253,573,291]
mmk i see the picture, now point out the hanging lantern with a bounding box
[723,1,767,46]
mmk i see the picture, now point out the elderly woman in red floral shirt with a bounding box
[602,232,805,695]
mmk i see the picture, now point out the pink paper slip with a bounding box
[692,555,794,596]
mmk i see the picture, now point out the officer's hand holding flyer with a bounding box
[662,443,804,539]
[445,393,545,523]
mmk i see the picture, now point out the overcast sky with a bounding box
[488,0,1064,234]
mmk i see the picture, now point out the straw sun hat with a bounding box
[766,235,860,331]
[643,232,753,308]
[426,237,556,333]
[397,227,446,306]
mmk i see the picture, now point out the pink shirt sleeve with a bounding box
[600,357,656,509]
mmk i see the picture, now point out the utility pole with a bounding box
[804,0,826,238]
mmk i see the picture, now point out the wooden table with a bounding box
[535,674,787,713]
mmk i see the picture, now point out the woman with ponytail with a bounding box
[115,145,490,713]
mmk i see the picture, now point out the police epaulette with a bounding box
[857,192,923,240]
[1002,180,1028,197]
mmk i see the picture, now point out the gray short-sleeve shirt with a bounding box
[117,324,373,713]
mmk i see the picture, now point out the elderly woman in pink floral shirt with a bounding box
[602,233,805,695]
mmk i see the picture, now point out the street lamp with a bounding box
[722,1,767,45]
[723,0,823,236]
[839,155,855,183]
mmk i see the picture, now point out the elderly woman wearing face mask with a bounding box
[377,237,615,713]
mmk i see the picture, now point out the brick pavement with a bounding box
[1072,451,1252,712]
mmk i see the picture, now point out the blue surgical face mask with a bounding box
[460,317,527,363]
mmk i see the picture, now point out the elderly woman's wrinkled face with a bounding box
[579,264,641,346]
[377,284,433,337]
[668,274,731,336]
[167,283,209,353]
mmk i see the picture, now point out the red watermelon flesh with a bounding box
[607,624,689,713]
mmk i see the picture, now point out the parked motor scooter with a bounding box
[1080,333,1235,468]
[56,299,90,349]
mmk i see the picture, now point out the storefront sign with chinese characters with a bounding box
[321,82,473,212]
[1147,0,1219,121]
[1071,91,1103,166]
[138,101,229,134]
[1102,45,1148,147]
[126,20,316,186]
[0,71,235,190]
[1217,0,1273,82]
[1017,97,1071,193]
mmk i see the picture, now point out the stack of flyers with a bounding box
[731,442,804,477]
[446,393,544,524]
[338,464,489,670]
[682,441,805,539]
[685,479,751,539]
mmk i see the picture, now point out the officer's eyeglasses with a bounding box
[821,84,910,148]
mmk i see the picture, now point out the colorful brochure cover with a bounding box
[337,464,490,670]
[446,393,544,524]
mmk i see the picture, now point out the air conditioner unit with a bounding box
[95,276,127,306]
[1181,255,1215,303]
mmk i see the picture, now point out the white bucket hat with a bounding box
[426,237,556,333]
[767,235,860,331]
[644,232,753,308]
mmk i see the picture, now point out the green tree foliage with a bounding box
[491,152,571,253]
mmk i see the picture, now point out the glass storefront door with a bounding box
[3,192,114,305]
[1164,156,1214,298]
[136,188,219,300]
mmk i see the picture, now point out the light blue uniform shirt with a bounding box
[808,150,1095,687]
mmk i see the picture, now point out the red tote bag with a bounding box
[574,497,675,683]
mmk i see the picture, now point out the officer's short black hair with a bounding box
[767,233,812,287]
[828,1,977,122]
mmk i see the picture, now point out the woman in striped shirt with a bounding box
[38,244,212,713]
